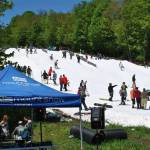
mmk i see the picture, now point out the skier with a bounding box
[108,83,117,101]
[59,75,64,91]
[78,85,88,111]
[54,60,58,69]
[27,66,32,77]
[42,70,48,84]
[52,71,57,85]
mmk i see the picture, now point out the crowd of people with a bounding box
[108,74,150,109]
[0,114,32,143]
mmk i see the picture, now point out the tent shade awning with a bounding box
[0,65,81,108]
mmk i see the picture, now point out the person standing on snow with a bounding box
[27,66,32,77]
[63,74,68,91]
[132,74,136,89]
[130,88,136,108]
[119,87,126,105]
[134,87,141,109]
[59,75,64,91]
[78,85,88,111]
[52,71,57,85]
[54,60,59,69]
[108,83,117,101]
[42,70,49,84]
[141,88,148,109]
[121,82,128,101]
[48,67,53,80]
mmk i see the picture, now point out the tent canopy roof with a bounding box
[0,65,80,108]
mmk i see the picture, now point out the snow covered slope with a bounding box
[6,48,150,127]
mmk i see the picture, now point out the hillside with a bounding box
[6,48,150,127]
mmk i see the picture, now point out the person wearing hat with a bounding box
[12,120,26,141]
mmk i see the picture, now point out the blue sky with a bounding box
[0,0,90,24]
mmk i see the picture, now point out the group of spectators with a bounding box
[108,75,150,109]
[0,114,32,143]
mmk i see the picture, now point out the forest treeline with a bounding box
[0,0,150,62]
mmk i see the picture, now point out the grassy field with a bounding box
[32,120,150,150]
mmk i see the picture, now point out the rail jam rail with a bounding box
[80,56,97,67]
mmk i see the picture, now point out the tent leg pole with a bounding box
[40,121,43,144]
[31,108,33,142]
[79,107,83,150]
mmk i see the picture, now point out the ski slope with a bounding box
[6,48,150,127]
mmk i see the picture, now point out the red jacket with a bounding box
[59,76,64,84]
[63,76,68,85]
[134,89,141,99]
[48,68,53,76]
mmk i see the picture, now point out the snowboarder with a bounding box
[42,70,49,84]
[27,66,32,77]
[52,71,57,85]
[108,83,117,101]
[78,85,88,111]
[119,61,125,71]
[54,60,58,69]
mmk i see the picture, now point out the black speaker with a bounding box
[91,107,105,129]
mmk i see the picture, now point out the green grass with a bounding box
[32,120,150,150]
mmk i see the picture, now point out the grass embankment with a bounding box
[33,120,150,150]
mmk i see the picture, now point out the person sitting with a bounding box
[12,121,29,145]
[0,114,9,140]
[23,117,32,141]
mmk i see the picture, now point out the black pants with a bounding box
[136,98,141,109]
[81,97,88,110]
[131,99,135,108]
[109,92,113,101]
[64,84,67,91]
[121,96,126,105]
[60,84,63,91]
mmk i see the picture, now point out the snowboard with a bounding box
[99,98,120,102]
[74,111,91,116]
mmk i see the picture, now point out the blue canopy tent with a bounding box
[0,65,83,149]
[0,65,80,107]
